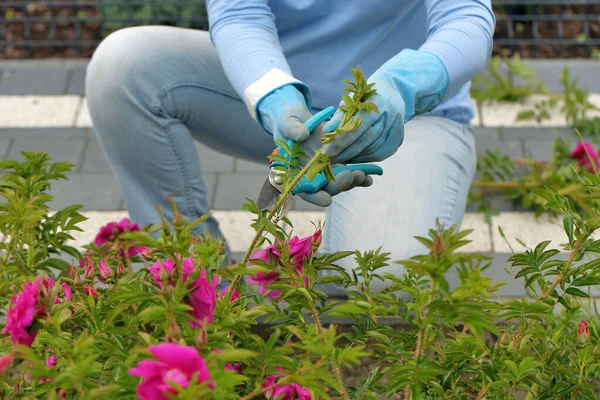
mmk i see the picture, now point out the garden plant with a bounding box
[0,68,599,399]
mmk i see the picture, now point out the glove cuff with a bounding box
[244,68,312,123]
[372,49,450,122]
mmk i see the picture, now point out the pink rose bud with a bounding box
[84,264,95,281]
[311,229,322,251]
[0,354,13,374]
[578,320,590,342]
[98,261,113,281]
[67,266,77,279]
[159,263,171,284]
[83,286,98,298]
[116,262,126,277]
[73,273,83,287]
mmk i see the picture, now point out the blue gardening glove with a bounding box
[256,84,313,143]
[257,86,373,207]
[295,122,373,207]
[322,49,450,164]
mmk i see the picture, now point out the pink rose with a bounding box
[263,372,312,400]
[2,278,51,346]
[39,352,57,383]
[53,283,72,304]
[95,218,147,258]
[149,257,217,328]
[218,286,240,302]
[571,142,600,173]
[0,354,13,374]
[247,233,316,300]
[248,270,282,300]
[188,269,218,328]
[129,343,212,399]
[148,257,194,287]
[288,235,312,272]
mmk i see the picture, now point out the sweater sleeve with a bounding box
[419,0,496,98]
[206,0,311,119]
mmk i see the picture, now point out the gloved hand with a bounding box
[257,85,373,207]
[256,84,313,143]
[322,49,450,164]
[296,122,373,207]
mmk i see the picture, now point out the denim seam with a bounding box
[147,80,240,221]
[154,80,240,111]
[437,123,472,228]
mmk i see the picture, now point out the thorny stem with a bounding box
[225,149,325,303]
[405,282,436,400]
[541,237,583,298]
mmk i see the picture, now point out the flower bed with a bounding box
[0,140,599,398]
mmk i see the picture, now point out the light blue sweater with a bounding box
[206,0,495,123]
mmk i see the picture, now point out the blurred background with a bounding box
[1,0,600,59]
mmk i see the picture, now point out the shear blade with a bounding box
[256,177,282,211]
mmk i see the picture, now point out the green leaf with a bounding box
[213,349,258,363]
[572,278,599,286]
[565,287,589,298]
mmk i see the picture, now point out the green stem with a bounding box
[225,149,325,302]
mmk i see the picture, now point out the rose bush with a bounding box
[0,73,599,398]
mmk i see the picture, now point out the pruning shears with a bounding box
[256,106,384,211]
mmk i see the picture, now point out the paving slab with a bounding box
[490,212,569,253]
[202,173,217,208]
[7,137,85,167]
[195,143,235,173]
[501,127,575,141]
[47,173,123,210]
[0,67,69,95]
[0,139,12,160]
[213,173,266,210]
[474,127,501,139]
[66,67,87,96]
[475,136,523,158]
[81,140,111,173]
[0,128,87,140]
[522,138,556,162]
[75,98,92,128]
[235,158,269,174]
[0,96,81,128]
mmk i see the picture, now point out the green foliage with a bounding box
[321,67,379,145]
[470,54,548,105]
[100,0,208,34]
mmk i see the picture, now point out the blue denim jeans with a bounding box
[86,26,477,291]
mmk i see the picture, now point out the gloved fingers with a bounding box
[298,190,332,207]
[349,119,404,163]
[359,175,374,187]
[323,108,380,161]
[322,108,343,133]
[277,104,312,143]
[345,170,367,191]
[330,116,386,164]
[322,170,355,196]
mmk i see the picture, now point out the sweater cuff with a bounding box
[244,68,312,121]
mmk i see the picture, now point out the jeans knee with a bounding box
[86,27,146,112]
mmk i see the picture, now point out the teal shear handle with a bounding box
[272,105,384,195]
[292,164,384,195]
